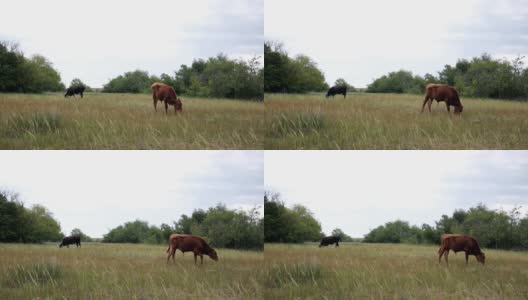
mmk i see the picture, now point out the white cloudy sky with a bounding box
[0,0,263,87]
[265,0,528,87]
[0,151,263,238]
[265,151,528,238]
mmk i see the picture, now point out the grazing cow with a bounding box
[319,236,341,247]
[421,83,463,114]
[326,85,347,98]
[64,86,85,98]
[438,234,485,265]
[151,82,183,113]
[166,234,218,265]
[59,235,81,248]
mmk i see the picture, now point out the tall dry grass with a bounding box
[0,93,264,149]
[265,93,528,149]
[264,243,528,299]
[0,243,264,299]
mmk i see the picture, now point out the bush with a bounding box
[264,192,322,243]
[0,191,63,243]
[6,112,62,137]
[264,41,328,93]
[368,54,528,100]
[4,262,63,288]
[102,54,263,100]
[266,262,323,288]
[0,41,64,93]
[271,112,326,137]
[102,204,263,250]
[363,204,528,250]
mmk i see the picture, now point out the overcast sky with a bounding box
[265,0,528,87]
[265,151,528,238]
[0,0,263,87]
[0,151,263,238]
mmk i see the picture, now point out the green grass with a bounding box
[0,243,264,299]
[265,93,528,149]
[264,243,528,299]
[0,93,263,149]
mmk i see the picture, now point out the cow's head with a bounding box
[175,98,183,112]
[455,105,463,114]
[476,252,485,264]
[208,248,218,261]
[59,243,63,248]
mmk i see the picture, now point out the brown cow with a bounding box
[438,234,485,265]
[166,234,218,265]
[151,82,183,113]
[421,83,463,114]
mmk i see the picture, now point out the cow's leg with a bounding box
[438,247,444,263]
[193,253,198,265]
[446,103,450,113]
[164,101,169,114]
[427,99,433,112]
[421,97,429,113]
[444,250,449,265]
[200,254,203,265]
[167,249,172,264]
[465,252,469,264]
[80,92,83,98]
[336,241,339,247]
[153,99,158,112]
[171,249,176,263]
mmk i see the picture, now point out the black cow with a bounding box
[59,235,81,248]
[319,236,341,247]
[326,85,347,98]
[65,86,85,98]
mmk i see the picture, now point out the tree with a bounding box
[71,228,93,242]
[366,70,424,94]
[102,70,152,93]
[0,190,62,243]
[264,40,328,93]
[334,78,356,92]
[69,78,91,91]
[0,41,64,93]
[331,228,353,242]
[264,192,322,243]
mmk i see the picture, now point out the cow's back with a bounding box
[152,82,176,101]
[441,234,480,253]
[173,235,207,252]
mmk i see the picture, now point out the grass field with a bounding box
[0,243,264,299]
[0,93,263,149]
[264,243,528,299]
[265,93,528,149]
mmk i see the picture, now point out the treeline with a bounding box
[367,54,528,100]
[0,41,64,93]
[264,192,353,243]
[0,190,62,243]
[103,54,263,100]
[264,192,322,243]
[364,204,528,250]
[102,204,263,250]
[264,41,328,93]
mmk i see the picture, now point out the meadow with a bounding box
[265,93,528,149]
[0,93,264,149]
[0,243,264,299]
[264,243,528,299]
